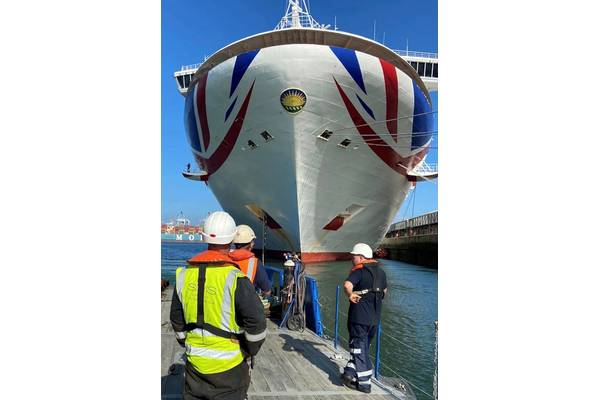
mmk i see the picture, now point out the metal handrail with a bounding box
[334,285,340,349]
[392,50,438,59]
[414,162,438,173]
[328,286,435,396]
[179,63,201,72]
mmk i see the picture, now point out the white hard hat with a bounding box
[283,260,295,267]
[201,211,237,245]
[350,243,373,259]
[233,224,256,244]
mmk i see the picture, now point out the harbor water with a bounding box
[162,242,438,399]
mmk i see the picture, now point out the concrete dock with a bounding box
[162,287,414,400]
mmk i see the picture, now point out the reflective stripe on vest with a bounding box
[246,257,257,283]
[220,269,241,333]
[244,329,267,342]
[185,344,242,360]
[175,264,245,374]
[176,266,186,302]
[237,257,258,283]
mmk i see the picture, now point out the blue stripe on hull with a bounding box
[411,80,433,150]
[184,85,202,153]
[230,49,260,97]
[330,47,366,94]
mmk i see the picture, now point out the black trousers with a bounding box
[183,360,251,400]
[343,322,377,389]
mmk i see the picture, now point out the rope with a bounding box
[324,130,438,138]
[318,292,436,399]
[379,329,431,357]
[400,189,415,221]
[324,110,438,134]
[412,184,417,218]
[433,321,438,400]
[378,359,434,399]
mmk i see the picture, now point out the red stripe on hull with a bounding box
[196,74,211,151]
[300,252,352,263]
[194,80,256,176]
[333,77,428,175]
[380,59,398,141]
[323,216,345,231]
[251,249,351,264]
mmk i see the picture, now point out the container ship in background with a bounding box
[161,212,203,243]
[175,0,438,262]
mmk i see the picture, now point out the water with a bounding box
[161,242,207,283]
[162,242,437,399]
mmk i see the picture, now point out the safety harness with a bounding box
[181,251,244,340]
[352,262,386,299]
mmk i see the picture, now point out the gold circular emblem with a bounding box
[280,88,307,114]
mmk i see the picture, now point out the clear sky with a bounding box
[162,0,438,224]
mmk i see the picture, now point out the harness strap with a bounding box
[353,288,383,295]
[184,322,242,340]
[179,262,244,339]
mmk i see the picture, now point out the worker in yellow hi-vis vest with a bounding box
[170,211,266,400]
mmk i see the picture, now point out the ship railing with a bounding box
[413,162,438,174]
[274,14,330,30]
[318,285,437,399]
[392,49,438,59]
[179,56,209,72]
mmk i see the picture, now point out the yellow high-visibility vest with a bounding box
[175,264,246,374]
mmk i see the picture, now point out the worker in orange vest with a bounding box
[229,225,272,296]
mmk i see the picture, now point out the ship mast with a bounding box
[274,0,330,30]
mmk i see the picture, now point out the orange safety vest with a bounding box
[350,259,378,272]
[187,249,240,268]
[229,248,258,283]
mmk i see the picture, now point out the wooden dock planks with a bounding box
[161,288,412,400]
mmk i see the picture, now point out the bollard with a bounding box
[334,285,340,349]
[375,320,382,379]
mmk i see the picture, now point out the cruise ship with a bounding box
[174,1,438,262]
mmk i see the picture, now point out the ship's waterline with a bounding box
[184,39,432,262]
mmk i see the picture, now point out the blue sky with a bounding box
[162,0,438,224]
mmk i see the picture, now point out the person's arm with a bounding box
[383,270,388,297]
[343,280,361,303]
[170,288,187,347]
[235,277,267,356]
[344,269,363,304]
[254,264,272,296]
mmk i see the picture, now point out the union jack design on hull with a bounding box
[183,27,434,262]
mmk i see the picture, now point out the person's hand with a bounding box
[349,293,361,304]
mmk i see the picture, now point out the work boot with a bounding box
[357,384,372,394]
[341,374,356,389]
[341,374,355,389]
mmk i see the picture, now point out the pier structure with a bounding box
[162,287,414,400]
[379,211,438,267]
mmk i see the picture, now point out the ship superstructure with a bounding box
[175,1,437,261]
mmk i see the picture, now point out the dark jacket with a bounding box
[346,261,387,326]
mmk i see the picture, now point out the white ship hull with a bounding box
[184,30,433,262]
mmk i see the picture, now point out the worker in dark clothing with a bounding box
[341,243,387,394]
[229,224,272,296]
[170,211,266,400]
[186,163,191,172]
